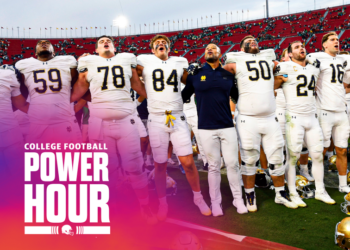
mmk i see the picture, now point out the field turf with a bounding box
[164,167,346,250]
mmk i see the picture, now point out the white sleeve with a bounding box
[67,56,78,68]
[137,55,147,67]
[10,74,21,97]
[274,62,289,76]
[77,57,89,72]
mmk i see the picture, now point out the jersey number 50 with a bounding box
[246,60,272,81]
[33,69,62,94]
[152,69,178,92]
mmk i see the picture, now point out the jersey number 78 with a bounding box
[97,66,125,90]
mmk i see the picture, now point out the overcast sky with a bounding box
[0,0,346,38]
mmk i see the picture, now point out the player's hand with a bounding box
[0,64,15,71]
[187,63,200,75]
[306,55,320,68]
[78,53,90,61]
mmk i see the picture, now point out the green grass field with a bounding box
[165,167,347,250]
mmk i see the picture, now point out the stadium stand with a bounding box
[0,4,349,66]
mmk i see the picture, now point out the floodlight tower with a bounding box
[266,0,269,18]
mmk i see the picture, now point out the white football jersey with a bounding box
[307,52,349,112]
[137,55,189,114]
[181,83,197,117]
[226,49,276,116]
[16,56,77,125]
[276,61,320,114]
[0,68,21,132]
[77,53,135,120]
[275,89,286,109]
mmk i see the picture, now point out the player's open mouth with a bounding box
[335,45,339,49]
[159,47,165,51]
[104,45,109,49]
[300,51,305,55]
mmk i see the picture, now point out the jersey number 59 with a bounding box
[33,69,62,94]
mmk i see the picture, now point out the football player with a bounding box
[182,43,247,216]
[307,32,350,193]
[224,35,297,212]
[274,41,335,206]
[16,40,80,143]
[71,36,156,224]
[136,35,211,221]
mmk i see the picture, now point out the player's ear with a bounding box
[240,47,244,52]
[151,48,155,54]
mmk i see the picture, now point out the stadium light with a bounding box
[113,16,128,28]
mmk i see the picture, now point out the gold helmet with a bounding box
[166,175,177,196]
[329,155,337,172]
[192,146,198,156]
[335,217,350,249]
[255,168,271,188]
[170,231,203,250]
[296,175,314,199]
[341,193,350,215]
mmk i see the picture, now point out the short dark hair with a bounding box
[95,35,114,49]
[240,35,255,48]
[322,32,338,50]
[287,41,302,53]
[35,40,53,54]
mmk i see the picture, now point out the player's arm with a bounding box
[74,98,87,113]
[274,75,287,89]
[272,61,280,73]
[223,63,236,75]
[12,94,29,113]
[229,80,239,103]
[181,76,195,102]
[70,68,79,87]
[136,65,143,77]
[71,71,89,102]
[229,99,236,119]
[181,69,189,84]
[130,68,147,98]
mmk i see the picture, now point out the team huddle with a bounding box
[0,31,350,224]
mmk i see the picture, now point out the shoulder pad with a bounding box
[136,54,152,67]
[77,55,95,73]
[337,54,350,70]
[15,58,34,72]
[274,61,292,76]
[116,53,137,67]
[225,52,243,64]
[259,49,276,61]
[60,55,77,68]
[172,56,189,68]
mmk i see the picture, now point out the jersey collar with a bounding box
[203,62,222,70]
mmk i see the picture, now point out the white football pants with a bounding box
[198,127,242,204]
